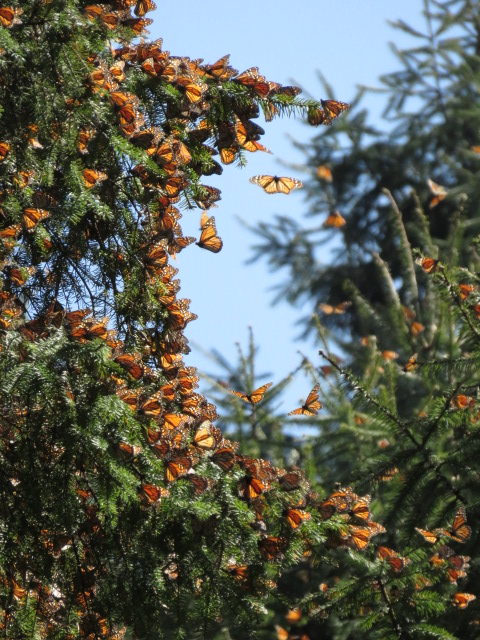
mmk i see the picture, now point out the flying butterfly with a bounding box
[441,507,471,543]
[323,210,346,228]
[288,384,322,416]
[250,175,303,195]
[427,178,448,209]
[321,99,350,124]
[231,382,272,404]
[196,213,223,253]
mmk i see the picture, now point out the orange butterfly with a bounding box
[250,175,303,194]
[193,421,219,450]
[234,67,271,98]
[258,535,287,559]
[316,165,333,182]
[377,546,409,572]
[403,354,419,372]
[288,385,322,416]
[77,129,95,155]
[196,213,223,253]
[114,354,144,380]
[211,446,237,471]
[135,0,156,16]
[323,210,346,228]
[238,475,266,500]
[0,6,22,28]
[0,141,10,160]
[417,256,440,274]
[319,301,351,314]
[285,507,311,529]
[22,208,50,231]
[140,483,169,504]
[279,471,303,491]
[321,99,350,124]
[203,55,237,81]
[441,507,471,543]
[231,382,272,404]
[165,455,192,483]
[427,178,447,208]
[452,593,476,609]
[82,168,107,189]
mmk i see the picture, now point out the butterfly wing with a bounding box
[250,175,302,194]
[288,384,322,416]
[197,214,223,253]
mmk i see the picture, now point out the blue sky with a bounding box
[149,1,425,411]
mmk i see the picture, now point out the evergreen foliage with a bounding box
[209,1,480,638]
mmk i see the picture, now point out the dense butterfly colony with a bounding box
[0,1,474,638]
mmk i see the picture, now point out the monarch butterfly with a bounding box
[452,394,475,410]
[347,526,371,550]
[122,16,153,34]
[377,546,409,572]
[165,455,192,483]
[176,77,205,103]
[381,350,399,361]
[288,385,322,416]
[224,564,249,580]
[0,141,10,160]
[118,442,142,458]
[187,474,210,495]
[197,213,223,253]
[285,507,311,529]
[193,421,219,450]
[234,67,271,98]
[211,446,236,471]
[250,175,303,195]
[135,0,156,16]
[203,55,237,81]
[238,475,266,500]
[427,178,447,208]
[316,165,333,182]
[82,168,107,189]
[77,129,95,155]
[403,354,419,372]
[279,471,302,491]
[441,507,471,543]
[459,283,475,300]
[194,184,221,209]
[231,382,272,404]
[114,354,144,380]
[323,210,346,228]
[319,301,351,314]
[258,536,287,559]
[452,593,476,609]
[416,527,438,544]
[350,496,371,521]
[140,483,169,503]
[22,208,50,231]
[417,256,440,274]
[219,146,237,164]
[321,99,350,124]
[0,6,22,28]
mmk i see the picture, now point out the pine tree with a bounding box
[250,0,480,344]
[0,2,340,638]
[212,1,480,637]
